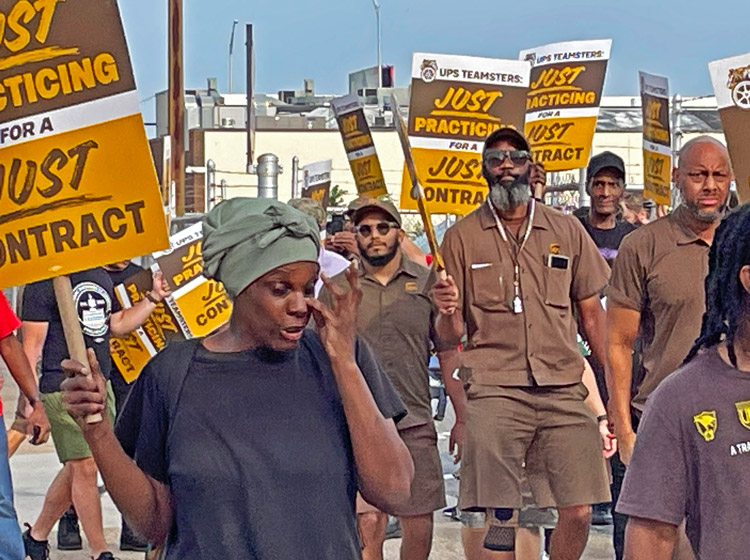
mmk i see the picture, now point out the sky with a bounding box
[119,0,750,119]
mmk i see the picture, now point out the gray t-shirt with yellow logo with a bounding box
[617,345,750,558]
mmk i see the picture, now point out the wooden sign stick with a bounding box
[52,276,103,424]
[391,93,446,275]
[6,427,26,458]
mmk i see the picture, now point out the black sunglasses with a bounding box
[355,221,400,237]
[484,149,531,167]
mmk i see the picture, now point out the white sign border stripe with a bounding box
[0,90,140,150]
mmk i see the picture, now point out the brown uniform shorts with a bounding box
[357,422,446,517]
[459,382,610,510]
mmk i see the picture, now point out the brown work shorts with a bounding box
[357,422,446,517]
[459,382,610,510]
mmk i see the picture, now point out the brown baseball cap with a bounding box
[352,198,402,227]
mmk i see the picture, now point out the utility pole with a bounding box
[168,0,185,216]
[228,19,239,93]
[372,0,382,90]
[246,23,255,172]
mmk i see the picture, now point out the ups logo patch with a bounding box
[735,401,750,430]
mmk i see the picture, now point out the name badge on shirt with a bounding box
[547,254,570,270]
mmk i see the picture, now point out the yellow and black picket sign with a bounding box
[710,53,750,203]
[169,277,231,338]
[0,0,169,424]
[153,223,232,339]
[520,40,612,172]
[302,159,332,209]
[0,0,169,290]
[110,267,185,383]
[330,94,387,198]
[400,52,530,215]
[639,72,672,206]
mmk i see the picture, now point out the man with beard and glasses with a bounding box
[606,136,732,560]
[320,199,449,560]
[430,127,612,560]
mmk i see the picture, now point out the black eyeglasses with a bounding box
[355,221,400,237]
[484,149,531,168]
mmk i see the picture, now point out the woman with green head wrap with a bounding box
[58,199,414,559]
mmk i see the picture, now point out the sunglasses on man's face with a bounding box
[484,149,531,168]
[355,221,400,237]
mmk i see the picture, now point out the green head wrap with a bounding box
[202,198,320,298]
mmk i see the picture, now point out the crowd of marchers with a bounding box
[0,126,745,560]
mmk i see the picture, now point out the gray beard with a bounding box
[683,199,725,224]
[490,180,531,212]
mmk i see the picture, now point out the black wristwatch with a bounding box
[145,291,160,305]
[596,414,608,423]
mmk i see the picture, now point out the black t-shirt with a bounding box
[22,268,115,393]
[617,346,750,558]
[106,262,145,289]
[115,330,406,560]
[578,217,637,263]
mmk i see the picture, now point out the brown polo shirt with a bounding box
[441,201,609,387]
[606,206,710,410]
[320,255,442,430]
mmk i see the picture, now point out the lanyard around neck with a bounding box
[486,197,536,314]
[487,197,536,255]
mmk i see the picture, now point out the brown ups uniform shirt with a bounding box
[606,207,709,410]
[442,201,610,387]
[321,255,443,430]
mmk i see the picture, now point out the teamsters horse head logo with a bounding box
[420,60,438,83]
[726,65,750,110]
[693,410,718,442]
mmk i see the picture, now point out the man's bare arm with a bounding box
[576,294,608,367]
[436,348,466,462]
[606,304,641,464]
[624,517,677,560]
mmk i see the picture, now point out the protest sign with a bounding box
[110,267,185,382]
[519,39,612,172]
[709,53,750,202]
[168,277,231,338]
[302,159,332,209]
[639,72,672,205]
[153,223,232,338]
[330,94,387,198]
[399,53,530,214]
[0,0,169,290]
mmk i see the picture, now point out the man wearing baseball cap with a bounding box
[320,198,450,560]
[577,152,637,527]
[579,152,637,266]
[431,127,612,560]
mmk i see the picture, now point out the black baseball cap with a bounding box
[587,151,625,180]
[483,127,530,153]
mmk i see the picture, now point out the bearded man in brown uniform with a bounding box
[606,136,732,560]
[431,127,611,560]
[320,199,449,560]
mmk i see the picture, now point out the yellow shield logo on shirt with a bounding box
[405,281,419,293]
[693,411,718,442]
[549,243,561,255]
[735,401,750,430]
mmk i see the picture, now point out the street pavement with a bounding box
[3,368,614,559]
